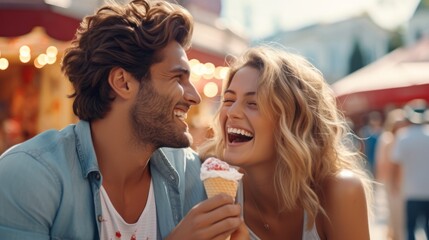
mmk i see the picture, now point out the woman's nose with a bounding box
[226,102,243,119]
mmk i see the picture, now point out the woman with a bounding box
[199,45,373,240]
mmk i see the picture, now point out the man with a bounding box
[359,111,383,177]
[0,1,243,239]
[391,99,429,240]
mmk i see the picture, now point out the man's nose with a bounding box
[184,82,201,105]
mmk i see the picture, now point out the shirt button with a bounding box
[97,215,103,222]
[95,173,101,180]
[169,174,175,180]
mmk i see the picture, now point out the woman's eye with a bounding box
[247,101,258,109]
[248,101,257,106]
[222,99,234,105]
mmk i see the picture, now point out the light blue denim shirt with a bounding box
[0,120,206,240]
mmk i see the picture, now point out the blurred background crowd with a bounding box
[1,0,429,239]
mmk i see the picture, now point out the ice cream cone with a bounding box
[203,178,238,240]
[200,157,244,240]
[203,177,239,199]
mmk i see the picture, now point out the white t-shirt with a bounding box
[392,124,429,199]
[100,181,157,240]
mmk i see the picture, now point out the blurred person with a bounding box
[344,117,363,152]
[375,108,409,240]
[199,45,373,240]
[10,85,39,140]
[0,120,6,154]
[391,99,429,240]
[2,118,25,148]
[0,1,246,239]
[359,111,383,177]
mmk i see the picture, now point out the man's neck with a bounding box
[90,118,154,186]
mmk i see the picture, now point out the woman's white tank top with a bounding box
[236,181,321,240]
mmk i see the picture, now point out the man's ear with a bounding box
[108,67,137,99]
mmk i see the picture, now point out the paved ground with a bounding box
[370,185,389,239]
[370,185,428,240]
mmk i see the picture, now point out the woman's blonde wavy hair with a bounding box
[198,45,373,227]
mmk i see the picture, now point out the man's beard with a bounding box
[129,82,192,149]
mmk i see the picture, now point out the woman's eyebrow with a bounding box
[224,89,256,96]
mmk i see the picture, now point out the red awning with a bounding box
[332,38,429,118]
[0,8,80,41]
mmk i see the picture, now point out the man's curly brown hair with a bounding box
[62,0,193,121]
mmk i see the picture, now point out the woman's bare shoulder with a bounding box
[319,170,370,240]
[323,170,366,198]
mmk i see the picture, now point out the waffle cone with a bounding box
[203,177,238,199]
[203,177,238,240]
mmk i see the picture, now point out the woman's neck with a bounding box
[242,171,278,213]
[242,171,305,240]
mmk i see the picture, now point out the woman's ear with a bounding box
[108,67,137,99]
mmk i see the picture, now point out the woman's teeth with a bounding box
[227,127,253,137]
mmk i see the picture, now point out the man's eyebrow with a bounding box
[170,66,190,75]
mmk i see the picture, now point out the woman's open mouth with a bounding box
[227,127,254,143]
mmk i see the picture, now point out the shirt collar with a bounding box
[75,120,100,178]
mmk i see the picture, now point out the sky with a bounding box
[222,0,421,40]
